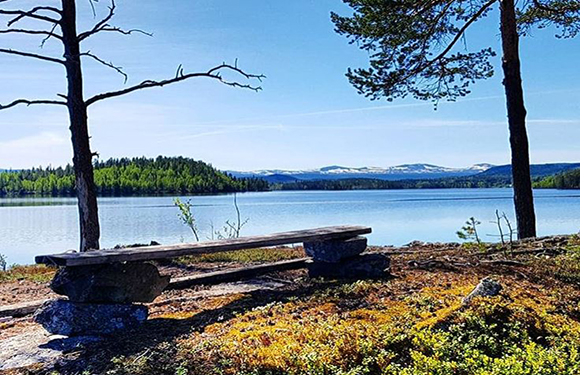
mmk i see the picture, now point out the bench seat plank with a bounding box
[36,225,372,267]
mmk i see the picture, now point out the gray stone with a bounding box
[304,236,367,263]
[34,299,148,336]
[0,326,102,371]
[462,277,503,305]
[51,262,170,303]
[307,253,390,279]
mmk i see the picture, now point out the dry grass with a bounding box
[0,264,56,284]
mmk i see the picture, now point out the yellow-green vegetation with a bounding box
[99,252,580,375]
[0,264,56,283]
[178,247,305,264]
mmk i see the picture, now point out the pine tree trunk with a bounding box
[499,0,537,239]
[61,0,100,251]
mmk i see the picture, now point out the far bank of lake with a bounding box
[1,188,579,264]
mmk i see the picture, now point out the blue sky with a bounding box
[0,0,579,171]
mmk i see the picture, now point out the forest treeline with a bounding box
[536,168,580,189]
[1,158,578,196]
[274,176,513,191]
[0,157,269,196]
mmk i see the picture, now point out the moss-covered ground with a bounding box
[5,235,569,374]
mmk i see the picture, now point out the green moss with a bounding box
[102,276,580,375]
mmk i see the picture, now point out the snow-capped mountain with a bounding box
[228,163,494,182]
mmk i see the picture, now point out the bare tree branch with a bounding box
[87,25,153,39]
[86,63,264,106]
[0,47,65,64]
[77,0,152,41]
[0,98,66,110]
[80,51,128,83]
[0,7,61,27]
[0,28,62,40]
[78,0,116,41]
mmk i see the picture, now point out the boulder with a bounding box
[34,299,148,336]
[462,277,502,305]
[51,262,169,303]
[304,236,367,263]
[307,253,390,279]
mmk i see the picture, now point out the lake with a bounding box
[1,189,579,265]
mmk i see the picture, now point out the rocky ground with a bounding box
[1,236,579,374]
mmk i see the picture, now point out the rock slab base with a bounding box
[307,253,390,279]
[34,299,148,336]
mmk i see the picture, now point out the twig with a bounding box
[0,98,67,110]
[40,22,60,48]
[81,51,128,83]
[480,259,525,267]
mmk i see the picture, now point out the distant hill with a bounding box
[477,163,580,178]
[0,156,269,196]
[261,174,300,184]
[230,163,494,181]
[276,163,580,191]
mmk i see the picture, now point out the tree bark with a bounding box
[61,0,100,251]
[500,0,537,239]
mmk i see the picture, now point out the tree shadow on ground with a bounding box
[41,276,377,375]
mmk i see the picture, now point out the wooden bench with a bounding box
[35,226,374,305]
[36,225,372,267]
[32,225,387,336]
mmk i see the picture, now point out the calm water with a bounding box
[1,189,579,265]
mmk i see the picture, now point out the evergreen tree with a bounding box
[331,0,580,238]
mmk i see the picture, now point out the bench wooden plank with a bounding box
[36,225,372,267]
[167,257,309,289]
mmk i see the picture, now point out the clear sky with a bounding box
[0,0,579,171]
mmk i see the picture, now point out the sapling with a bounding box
[176,194,249,242]
[457,217,482,244]
[174,198,200,242]
[0,253,6,272]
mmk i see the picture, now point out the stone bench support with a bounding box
[304,236,368,262]
[304,236,390,279]
[51,262,170,304]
